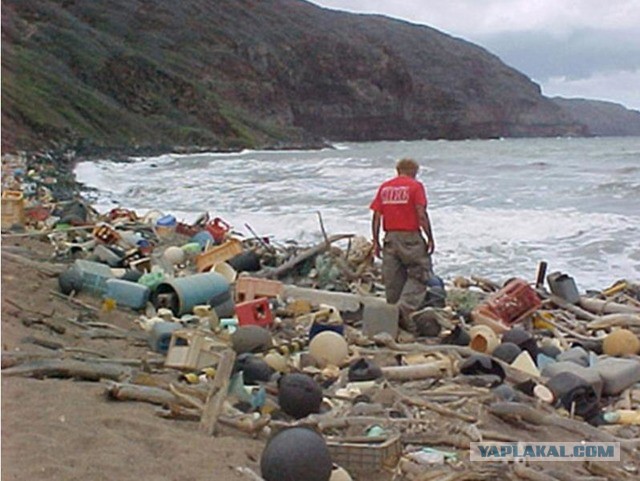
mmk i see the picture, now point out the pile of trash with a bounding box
[3,152,640,481]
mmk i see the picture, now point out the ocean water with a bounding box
[75,137,640,290]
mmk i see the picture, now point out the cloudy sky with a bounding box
[310,0,640,110]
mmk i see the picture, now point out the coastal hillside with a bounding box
[2,0,588,153]
[552,97,640,137]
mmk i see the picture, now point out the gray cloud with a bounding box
[474,28,640,81]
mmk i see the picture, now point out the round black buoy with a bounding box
[278,373,323,419]
[261,427,332,481]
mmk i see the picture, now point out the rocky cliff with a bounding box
[552,97,640,137]
[2,0,588,153]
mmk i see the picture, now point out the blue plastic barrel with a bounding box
[153,272,231,316]
[105,279,150,310]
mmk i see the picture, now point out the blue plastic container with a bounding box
[156,215,177,227]
[190,231,215,250]
[153,272,231,316]
[105,279,150,310]
[149,322,181,353]
[72,259,114,296]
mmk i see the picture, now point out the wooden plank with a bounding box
[200,349,236,436]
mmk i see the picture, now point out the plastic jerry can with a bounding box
[547,272,580,304]
[205,217,231,244]
[105,279,150,310]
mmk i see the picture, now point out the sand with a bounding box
[1,236,263,481]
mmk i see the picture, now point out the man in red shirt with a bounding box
[370,158,435,334]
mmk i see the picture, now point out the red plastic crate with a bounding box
[235,297,273,328]
[485,279,541,325]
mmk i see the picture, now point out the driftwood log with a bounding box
[488,402,640,452]
[2,358,131,381]
[579,297,640,315]
[587,313,640,330]
[262,233,354,279]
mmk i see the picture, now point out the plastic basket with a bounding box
[326,436,402,474]
[1,190,25,229]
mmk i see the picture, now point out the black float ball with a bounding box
[260,427,332,481]
[234,353,275,384]
[278,373,323,419]
[492,342,522,364]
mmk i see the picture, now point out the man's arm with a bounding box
[371,211,382,258]
[415,204,435,254]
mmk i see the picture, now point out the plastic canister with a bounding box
[469,325,499,354]
[149,322,181,353]
[547,272,580,304]
[205,217,231,244]
[105,279,150,310]
[153,272,231,316]
[190,231,215,251]
[593,357,640,395]
[155,215,177,236]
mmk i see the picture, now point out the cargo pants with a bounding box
[382,231,433,333]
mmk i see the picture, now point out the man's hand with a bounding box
[426,236,435,255]
[373,239,382,259]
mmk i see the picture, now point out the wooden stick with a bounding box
[1,225,95,238]
[586,313,640,330]
[316,211,330,247]
[2,359,131,381]
[390,387,477,423]
[381,360,453,381]
[487,402,640,452]
[2,251,66,276]
[548,295,598,321]
[263,234,354,279]
[200,349,236,436]
[49,290,99,312]
[579,297,640,315]
[107,382,177,405]
[513,464,560,481]
[545,471,607,481]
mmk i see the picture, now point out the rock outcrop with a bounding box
[2,0,588,153]
[553,97,640,137]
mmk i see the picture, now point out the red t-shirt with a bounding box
[370,175,427,231]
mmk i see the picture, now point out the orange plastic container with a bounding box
[471,279,541,332]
